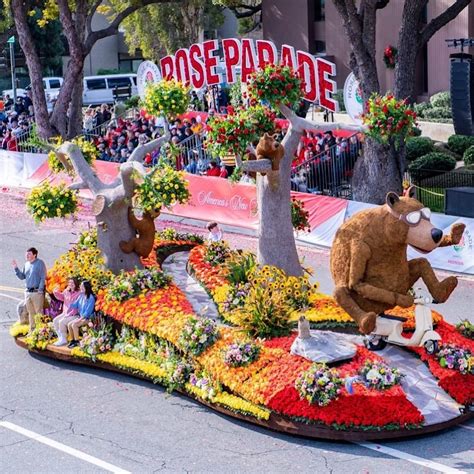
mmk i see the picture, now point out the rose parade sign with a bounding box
[156,38,338,112]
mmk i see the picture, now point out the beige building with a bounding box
[262,0,474,99]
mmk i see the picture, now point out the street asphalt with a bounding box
[0,191,473,473]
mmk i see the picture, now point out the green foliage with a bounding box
[29,8,64,75]
[247,64,303,109]
[229,79,243,108]
[134,166,190,213]
[122,0,225,59]
[406,137,434,161]
[204,241,231,266]
[206,105,276,157]
[226,252,256,286]
[430,91,451,108]
[463,145,474,167]
[291,198,310,232]
[48,136,98,175]
[27,181,78,223]
[142,79,190,119]
[106,267,172,303]
[447,134,474,156]
[124,95,140,109]
[408,152,457,180]
[332,90,346,112]
[97,68,121,75]
[362,93,418,144]
[422,106,452,120]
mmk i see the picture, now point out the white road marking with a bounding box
[0,292,22,302]
[0,285,24,293]
[357,442,466,474]
[0,421,131,474]
[460,424,474,431]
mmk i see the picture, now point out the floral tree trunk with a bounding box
[58,129,170,273]
[238,105,364,276]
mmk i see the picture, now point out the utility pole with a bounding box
[7,36,16,102]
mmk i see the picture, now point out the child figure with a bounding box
[207,222,223,242]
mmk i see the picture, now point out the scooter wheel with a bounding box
[424,340,439,355]
[364,337,387,351]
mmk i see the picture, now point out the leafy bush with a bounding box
[106,267,171,302]
[411,126,422,137]
[143,79,190,118]
[204,241,231,266]
[408,152,456,180]
[406,137,434,161]
[124,95,140,109]
[422,106,452,120]
[430,91,451,108]
[448,135,474,156]
[332,90,346,112]
[226,252,256,286]
[48,136,98,175]
[463,145,474,167]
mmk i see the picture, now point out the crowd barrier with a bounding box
[1,152,472,275]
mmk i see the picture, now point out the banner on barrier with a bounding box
[13,154,474,274]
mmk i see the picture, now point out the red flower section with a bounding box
[188,246,228,291]
[268,385,423,427]
[408,320,474,405]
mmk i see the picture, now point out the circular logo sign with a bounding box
[137,61,162,99]
[343,72,363,124]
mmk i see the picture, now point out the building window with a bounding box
[315,40,326,53]
[315,0,325,22]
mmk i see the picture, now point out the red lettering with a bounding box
[296,51,318,102]
[189,43,205,89]
[280,44,296,69]
[316,58,337,112]
[202,39,220,85]
[160,55,175,80]
[256,40,277,69]
[222,38,241,84]
[175,49,191,86]
[241,38,257,82]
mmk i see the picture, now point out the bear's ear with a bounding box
[407,185,416,199]
[386,191,400,208]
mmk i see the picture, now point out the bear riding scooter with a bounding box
[364,293,441,355]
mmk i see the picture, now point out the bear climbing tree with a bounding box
[207,65,363,276]
[25,80,190,274]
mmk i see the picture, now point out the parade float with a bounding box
[11,60,473,440]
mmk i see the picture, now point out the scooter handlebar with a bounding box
[414,296,432,305]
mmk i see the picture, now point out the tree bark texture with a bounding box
[11,0,54,138]
[332,0,471,203]
[352,139,402,204]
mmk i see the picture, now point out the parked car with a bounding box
[82,74,137,106]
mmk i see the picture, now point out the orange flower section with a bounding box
[96,284,194,344]
[188,246,229,291]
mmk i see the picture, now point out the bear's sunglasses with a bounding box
[393,207,432,226]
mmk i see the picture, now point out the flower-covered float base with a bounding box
[11,235,473,441]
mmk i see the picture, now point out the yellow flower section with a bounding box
[10,322,29,338]
[71,348,168,381]
[185,383,270,421]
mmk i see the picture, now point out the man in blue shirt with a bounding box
[12,247,47,332]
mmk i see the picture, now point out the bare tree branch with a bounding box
[230,3,261,18]
[85,0,179,53]
[57,143,104,194]
[420,0,471,46]
[69,181,88,190]
[128,122,170,163]
[86,0,103,37]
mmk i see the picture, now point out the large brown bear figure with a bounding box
[330,187,465,334]
[119,207,159,258]
[256,133,284,171]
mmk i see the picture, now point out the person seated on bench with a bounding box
[67,281,96,348]
[53,277,80,346]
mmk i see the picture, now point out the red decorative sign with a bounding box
[158,38,338,112]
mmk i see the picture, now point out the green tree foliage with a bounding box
[212,0,261,33]
[28,8,64,75]
[122,0,224,60]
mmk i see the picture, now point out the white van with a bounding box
[83,74,137,106]
[2,76,63,103]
